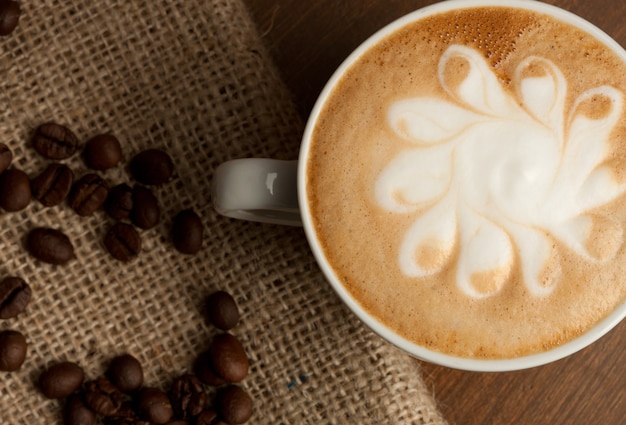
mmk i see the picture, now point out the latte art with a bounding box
[306,6,626,359]
[376,45,626,298]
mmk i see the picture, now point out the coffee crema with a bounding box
[306,6,626,359]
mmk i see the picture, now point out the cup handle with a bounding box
[212,159,301,226]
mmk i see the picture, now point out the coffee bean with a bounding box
[171,209,203,254]
[32,122,79,160]
[208,333,249,383]
[84,377,124,417]
[137,387,174,424]
[39,361,84,399]
[205,291,239,330]
[169,374,207,419]
[0,142,13,174]
[165,421,191,425]
[129,149,174,185]
[0,0,20,36]
[107,353,144,393]
[0,329,27,371]
[194,351,227,387]
[104,222,141,262]
[215,385,253,424]
[64,394,97,425]
[31,163,74,207]
[26,227,75,265]
[105,184,133,220]
[195,410,219,425]
[131,185,160,229]
[0,276,31,319]
[0,168,31,211]
[68,173,110,216]
[84,134,123,170]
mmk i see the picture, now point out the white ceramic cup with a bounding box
[212,0,626,371]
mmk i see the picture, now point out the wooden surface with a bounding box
[242,1,626,424]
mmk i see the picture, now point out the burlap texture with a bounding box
[0,1,448,424]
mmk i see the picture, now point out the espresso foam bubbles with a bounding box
[306,6,626,358]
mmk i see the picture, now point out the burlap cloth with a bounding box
[0,1,448,424]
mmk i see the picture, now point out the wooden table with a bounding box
[242,1,626,424]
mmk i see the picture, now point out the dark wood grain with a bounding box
[242,1,626,424]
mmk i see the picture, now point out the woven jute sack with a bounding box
[0,1,448,424]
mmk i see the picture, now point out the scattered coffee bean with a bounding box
[137,387,174,424]
[169,374,207,419]
[130,185,160,229]
[31,163,74,207]
[165,421,191,425]
[195,410,219,425]
[107,353,144,393]
[68,173,110,216]
[215,385,253,425]
[0,168,31,211]
[104,222,142,262]
[0,0,20,36]
[32,122,79,160]
[205,290,239,330]
[171,209,203,254]
[208,333,249,383]
[105,183,134,220]
[0,142,12,173]
[38,361,84,399]
[64,394,97,425]
[0,276,31,319]
[26,227,75,265]
[194,350,227,387]
[84,377,124,417]
[84,134,123,170]
[129,149,174,185]
[0,329,27,371]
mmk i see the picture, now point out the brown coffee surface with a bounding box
[306,6,626,359]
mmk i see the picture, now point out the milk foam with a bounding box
[375,44,626,298]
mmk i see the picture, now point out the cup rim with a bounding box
[297,0,626,371]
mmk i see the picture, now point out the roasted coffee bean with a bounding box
[84,377,124,417]
[208,333,249,383]
[104,418,150,425]
[215,385,253,425]
[31,163,74,207]
[169,374,207,419]
[0,0,20,36]
[165,421,190,425]
[107,353,143,393]
[26,227,74,265]
[105,184,133,220]
[68,173,110,216]
[205,290,239,330]
[171,209,203,254]
[0,142,12,173]
[0,329,26,371]
[64,394,97,425]
[0,276,31,319]
[195,410,219,425]
[39,361,84,399]
[104,222,141,261]
[131,185,160,229]
[194,351,227,387]
[0,168,31,211]
[129,149,174,185]
[83,133,123,170]
[137,387,174,424]
[32,122,79,160]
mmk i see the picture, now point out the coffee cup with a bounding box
[212,0,626,371]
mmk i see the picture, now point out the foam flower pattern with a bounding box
[375,44,626,298]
